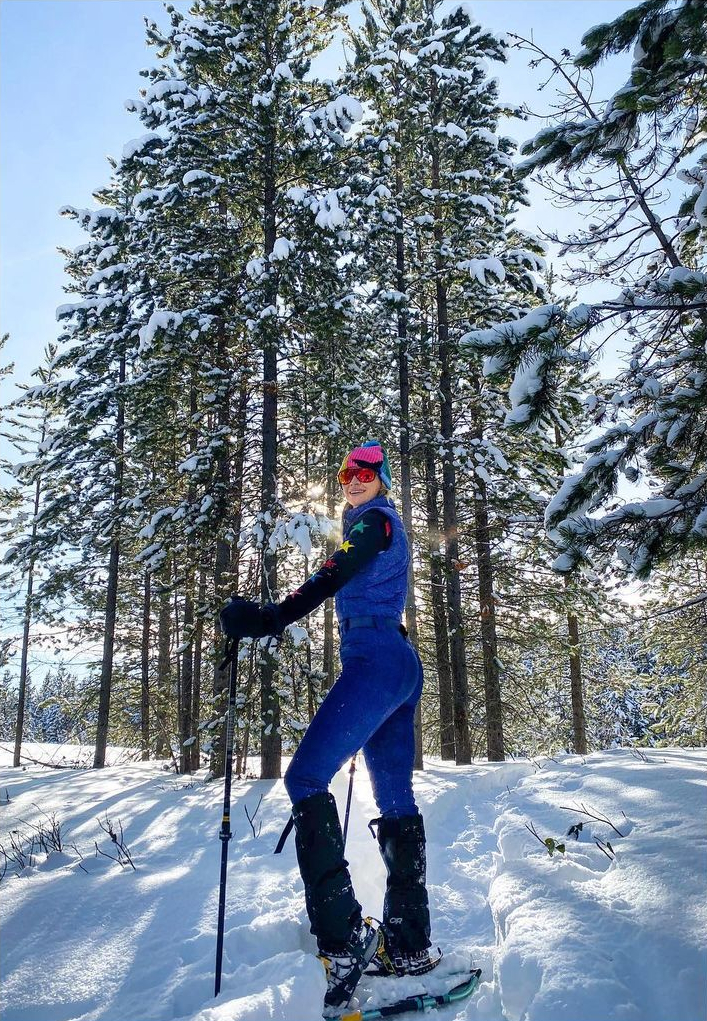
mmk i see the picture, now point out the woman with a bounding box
[220,441,438,1011]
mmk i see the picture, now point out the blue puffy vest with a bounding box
[335,495,409,622]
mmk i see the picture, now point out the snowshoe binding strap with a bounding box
[365,937,443,978]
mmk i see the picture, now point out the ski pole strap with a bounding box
[274,813,294,854]
[218,639,239,671]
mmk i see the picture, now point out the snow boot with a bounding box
[319,916,381,1011]
[366,813,441,977]
[291,791,371,1005]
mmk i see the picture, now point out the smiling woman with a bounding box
[219,439,440,1009]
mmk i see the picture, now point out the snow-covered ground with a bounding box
[1,742,705,1021]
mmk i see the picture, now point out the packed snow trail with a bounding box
[1,744,705,1021]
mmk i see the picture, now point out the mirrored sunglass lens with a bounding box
[339,467,377,484]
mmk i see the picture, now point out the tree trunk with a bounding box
[473,476,505,761]
[395,151,424,770]
[94,351,126,769]
[155,571,171,758]
[260,118,281,779]
[140,570,151,761]
[173,582,181,761]
[300,387,316,725]
[422,390,455,760]
[179,378,198,775]
[14,441,44,768]
[14,570,34,769]
[242,716,251,775]
[180,576,194,774]
[191,569,206,771]
[566,577,588,754]
[306,666,315,722]
[322,438,337,691]
[211,340,247,779]
[431,138,471,764]
[93,520,121,768]
[552,426,589,755]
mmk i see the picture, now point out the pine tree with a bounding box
[4,349,57,767]
[125,0,369,777]
[1,338,51,765]
[53,176,142,768]
[635,554,707,745]
[489,5,707,577]
[340,0,551,762]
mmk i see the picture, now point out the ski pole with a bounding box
[214,638,239,998]
[342,754,356,849]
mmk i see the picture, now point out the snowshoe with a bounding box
[324,966,482,1021]
[319,916,381,1012]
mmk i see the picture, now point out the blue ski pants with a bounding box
[284,623,424,818]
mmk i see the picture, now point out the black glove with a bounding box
[219,597,280,639]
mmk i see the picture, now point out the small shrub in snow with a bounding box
[0,807,89,879]
[1,829,38,875]
[594,837,616,861]
[21,805,65,853]
[94,815,136,871]
[244,794,263,839]
[525,820,566,857]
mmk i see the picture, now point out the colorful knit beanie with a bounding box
[340,440,392,491]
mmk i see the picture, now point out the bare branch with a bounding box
[558,802,625,838]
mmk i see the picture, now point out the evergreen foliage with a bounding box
[2,0,704,773]
[464,1,706,580]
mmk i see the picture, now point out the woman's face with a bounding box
[342,473,382,508]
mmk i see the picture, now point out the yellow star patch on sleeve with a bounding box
[339,540,354,553]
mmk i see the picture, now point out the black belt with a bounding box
[339,616,407,637]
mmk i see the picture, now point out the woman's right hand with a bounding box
[219,597,273,639]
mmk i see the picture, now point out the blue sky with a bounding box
[0,0,637,400]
